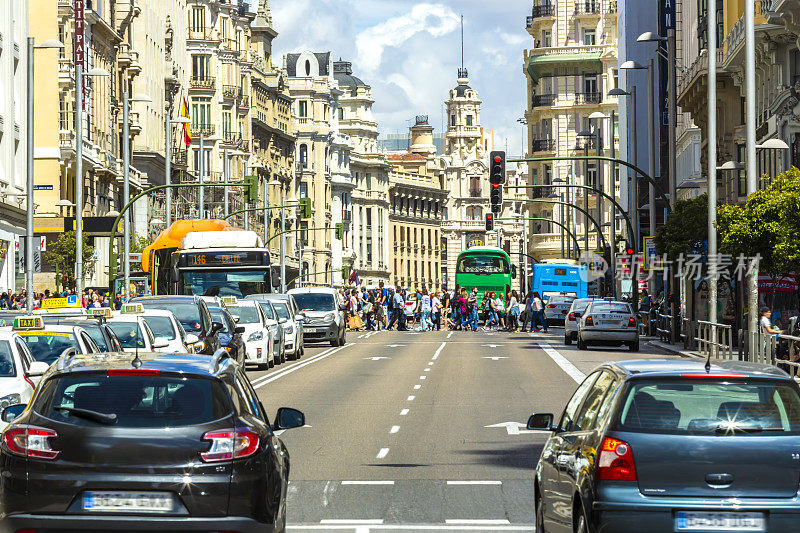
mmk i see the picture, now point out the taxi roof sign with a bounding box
[41,295,81,310]
[12,316,45,331]
[121,303,145,314]
[220,296,238,306]
[88,308,113,318]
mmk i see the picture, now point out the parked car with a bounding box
[528,359,800,533]
[245,294,304,359]
[226,299,275,369]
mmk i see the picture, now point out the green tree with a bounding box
[654,194,709,261]
[128,235,152,271]
[43,231,97,289]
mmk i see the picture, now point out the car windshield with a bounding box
[614,380,800,435]
[456,255,509,274]
[228,305,260,324]
[210,310,232,333]
[548,296,575,304]
[292,293,336,312]
[273,302,291,320]
[19,332,80,364]
[589,302,631,314]
[33,374,231,427]
[572,299,595,311]
[0,341,16,376]
[138,302,203,333]
[142,316,177,341]
[180,270,270,298]
[258,302,276,320]
[107,323,147,349]
[78,324,110,351]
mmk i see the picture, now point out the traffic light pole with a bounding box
[222,203,300,221]
[496,216,581,260]
[264,226,334,249]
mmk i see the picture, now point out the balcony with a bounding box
[575,92,602,104]
[188,27,216,41]
[527,4,555,26]
[173,148,188,167]
[238,93,250,110]
[532,94,557,107]
[221,38,240,58]
[574,1,600,15]
[607,0,617,12]
[190,76,215,90]
[190,124,215,138]
[532,186,554,199]
[531,138,556,152]
[222,85,240,100]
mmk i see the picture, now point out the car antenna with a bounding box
[704,349,712,374]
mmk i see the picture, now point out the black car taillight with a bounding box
[3,425,60,460]
[200,429,260,462]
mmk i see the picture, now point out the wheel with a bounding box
[341,331,346,345]
[629,341,640,352]
[257,362,269,371]
[268,356,275,368]
[535,491,546,533]
[564,333,572,345]
[280,346,286,364]
[574,502,588,533]
[577,337,587,351]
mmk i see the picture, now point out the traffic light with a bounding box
[490,183,503,213]
[489,151,506,185]
[485,213,494,231]
[298,197,311,220]
[342,266,350,281]
[244,175,258,204]
[334,222,344,240]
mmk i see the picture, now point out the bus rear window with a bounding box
[456,256,509,274]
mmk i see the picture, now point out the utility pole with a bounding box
[708,0,718,327]
[745,0,758,344]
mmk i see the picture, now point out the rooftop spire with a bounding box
[458,14,468,79]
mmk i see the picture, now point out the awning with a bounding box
[526,52,603,84]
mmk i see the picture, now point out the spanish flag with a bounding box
[181,97,191,146]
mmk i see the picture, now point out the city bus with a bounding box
[531,260,588,300]
[454,247,515,306]
[140,219,278,298]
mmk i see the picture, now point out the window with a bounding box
[574,372,617,431]
[587,163,597,188]
[584,75,598,95]
[737,144,746,196]
[192,55,210,79]
[298,101,308,118]
[222,108,232,138]
[191,97,211,127]
[466,115,473,126]
[612,68,619,90]
[466,206,482,220]
[300,221,309,246]
[299,182,308,198]
[542,30,552,48]
[299,144,308,168]
[558,372,600,432]
[366,173,372,190]
[451,115,456,127]
[583,29,596,46]
[190,6,205,31]
[338,107,344,120]
[366,208,372,228]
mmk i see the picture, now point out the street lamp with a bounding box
[267,179,286,292]
[609,86,641,247]
[122,92,152,304]
[577,130,594,251]
[198,133,220,218]
[25,37,63,313]
[165,115,191,227]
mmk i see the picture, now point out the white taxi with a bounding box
[138,309,190,353]
[224,298,274,369]
[10,315,101,364]
[107,303,170,353]
[577,300,639,352]
[0,324,50,430]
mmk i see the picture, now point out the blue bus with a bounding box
[531,261,588,300]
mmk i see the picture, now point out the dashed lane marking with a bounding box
[390,425,400,434]
[413,384,421,390]
[321,519,384,525]
[407,395,415,401]
[400,409,409,416]
[340,481,395,485]
[376,448,390,459]
[445,519,512,525]
[446,480,503,485]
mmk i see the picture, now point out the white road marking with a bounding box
[288,525,533,531]
[400,409,409,415]
[484,421,542,435]
[420,376,426,380]
[433,342,446,359]
[250,347,336,385]
[482,344,504,348]
[386,344,405,348]
[252,345,350,389]
[424,368,430,372]
[390,425,400,434]
[538,342,586,383]
[427,362,434,366]
[413,384,421,390]
[445,519,512,525]
[446,480,503,485]
[407,395,415,401]
[341,481,395,485]
[357,334,365,339]
[376,448,389,459]
[365,357,391,361]
[321,519,384,525]
[447,331,453,339]
[482,356,509,361]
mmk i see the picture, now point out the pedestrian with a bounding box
[438,290,448,330]
[387,289,399,330]
[397,289,408,331]
[418,288,433,331]
[507,290,520,331]
[468,288,479,331]
[532,291,548,333]
[760,306,782,336]
[495,292,506,330]
[459,289,469,330]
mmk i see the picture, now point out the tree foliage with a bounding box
[717,168,800,276]
[129,235,152,271]
[654,194,709,261]
[43,231,96,288]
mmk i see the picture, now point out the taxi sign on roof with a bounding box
[12,316,45,330]
[121,303,145,314]
[41,295,81,310]
[88,308,112,318]
[221,296,238,306]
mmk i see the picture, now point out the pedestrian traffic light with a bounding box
[334,222,344,240]
[485,213,494,231]
[244,175,258,204]
[489,151,506,185]
[490,183,503,213]
[298,197,311,220]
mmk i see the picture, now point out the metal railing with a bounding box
[695,321,734,360]
[531,138,556,152]
[532,94,557,107]
[574,1,600,14]
[575,92,602,104]
[190,76,215,89]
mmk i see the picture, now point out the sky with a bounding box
[269,0,532,158]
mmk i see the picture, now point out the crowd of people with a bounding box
[339,283,552,333]
[0,288,126,311]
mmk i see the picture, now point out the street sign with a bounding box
[33,185,53,191]
[662,0,675,30]
[74,0,85,64]
[125,253,143,262]
[643,236,658,272]
[39,235,46,252]
[33,251,41,273]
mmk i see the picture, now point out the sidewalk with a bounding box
[646,337,702,360]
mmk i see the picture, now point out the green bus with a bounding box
[454,247,515,306]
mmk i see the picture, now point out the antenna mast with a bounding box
[461,14,464,72]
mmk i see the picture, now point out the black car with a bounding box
[131,295,222,355]
[208,304,246,365]
[42,316,124,353]
[528,359,800,533]
[0,350,305,532]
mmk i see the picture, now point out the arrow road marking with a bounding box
[386,344,405,348]
[484,421,543,435]
[482,344,504,348]
[482,356,509,361]
[364,357,391,361]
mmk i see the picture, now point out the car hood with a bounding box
[302,310,336,319]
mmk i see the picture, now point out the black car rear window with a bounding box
[613,380,800,435]
[33,374,231,427]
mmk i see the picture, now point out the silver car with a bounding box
[577,300,639,351]
[544,294,576,325]
[564,297,603,345]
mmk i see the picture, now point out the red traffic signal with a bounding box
[485,213,494,231]
[626,248,634,255]
[489,151,506,185]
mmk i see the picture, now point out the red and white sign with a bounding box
[758,274,798,293]
[74,0,85,65]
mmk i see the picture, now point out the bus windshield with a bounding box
[457,255,509,274]
[180,270,270,298]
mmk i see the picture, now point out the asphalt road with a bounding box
[248,327,680,532]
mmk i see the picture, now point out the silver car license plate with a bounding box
[676,511,765,531]
[83,491,173,512]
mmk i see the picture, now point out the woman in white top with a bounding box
[419,288,434,331]
[431,292,442,331]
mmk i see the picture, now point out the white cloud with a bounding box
[355,3,461,73]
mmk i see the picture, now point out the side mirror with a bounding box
[234,326,246,334]
[211,321,224,333]
[26,361,50,377]
[2,404,26,424]
[273,407,305,431]
[265,319,277,327]
[527,413,555,431]
[152,337,170,349]
[279,317,288,324]
[294,315,304,322]
[185,333,200,345]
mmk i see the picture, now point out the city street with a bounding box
[249,328,676,532]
